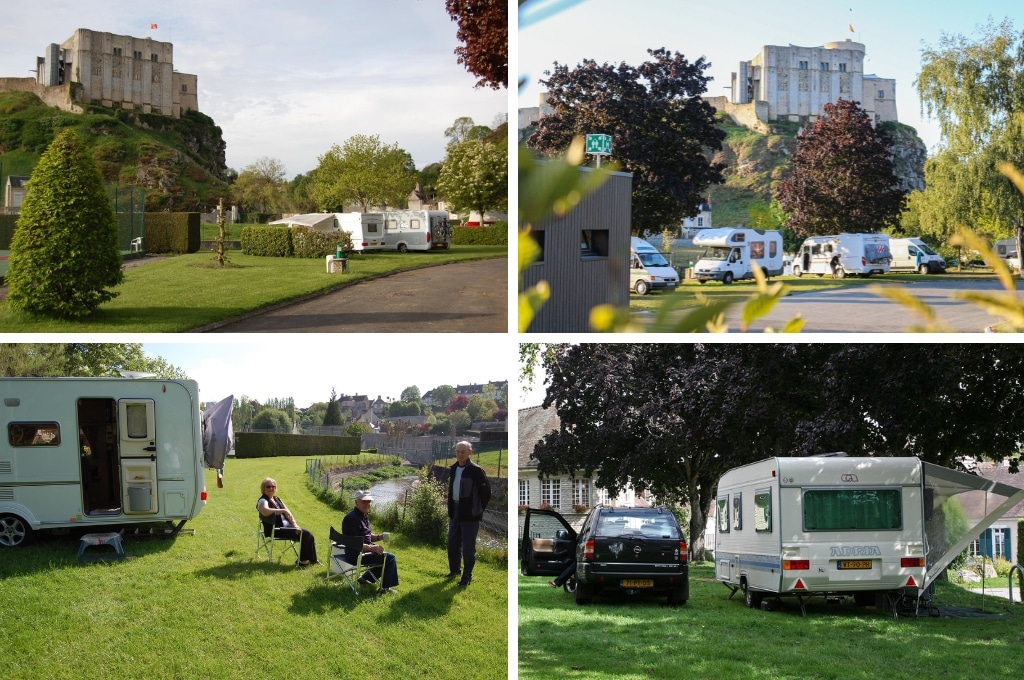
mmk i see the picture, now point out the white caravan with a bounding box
[0,377,211,546]
[994,238,1020,270]
[268,212,384,251]
[629,237,679,295]
[382,210,452,252]
[889,238,946,274]
[714,455,1024,616]
[692,228,784,284]
[793,233,891,277]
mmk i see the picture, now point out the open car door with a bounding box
[521,508,577,577]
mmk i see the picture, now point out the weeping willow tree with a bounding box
[916,18,1024,252]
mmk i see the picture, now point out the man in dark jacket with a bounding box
[447,440,491,587]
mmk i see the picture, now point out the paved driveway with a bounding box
[202,257,507,333]
[728,277,1019,333]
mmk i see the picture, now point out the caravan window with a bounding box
[716,496,730,533]
[803,489,902,531]
[750,241,765,259]
[366,222,380,234]
[385,220,398,231]
[754,488,772,532]
[8,422,61,447]
[124,403,150,439]
[732,494,742,530]
[409,219,421,230]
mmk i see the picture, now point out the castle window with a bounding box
[820,62,829,71]
[113,47,122,57]
[798,61,808,70]
[181,84,188,93]
[133,50,142,60]
[878,89,885,99]
[838,63,847,72]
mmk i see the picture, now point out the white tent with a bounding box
[268,213,336,231]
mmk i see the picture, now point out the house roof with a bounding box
[6,176,29,189]
[961,462,1024,520]
[518,405,560,469]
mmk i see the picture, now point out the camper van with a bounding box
[995,238,1020,270]
[382,210,452,252]
[629,237,679,295]
[692,228,784,284]
[714,455,1024,615]
[334,213,385,251]
[793,233,891,278]
[0,377,209,546]
[889,238,945,274]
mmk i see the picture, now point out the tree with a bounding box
[436,139,508,219]
[444,117,493,150]
[6,129,123,318]
[253,408,290,433]
[527,48,726,236]
[286,172,319,213]
[774,99,906,237]
[310,135,417,212]
[401,385,422,403]
[446,394,470,414]
[0,343,187,379]
[431,384,456,407]
[388,401,421,417]
[231,156,288,214]
[323,389,342,427]
[466,394,497,422]
[447,409,471,435]
[917,19,1024,244]
[445,0,508,89]
[345,422,372,437]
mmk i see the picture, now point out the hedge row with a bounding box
[235,432,362,458]
[240,225,353,258]
[453,222,507,246]
[144,212,201,253]
[0,214,17,249]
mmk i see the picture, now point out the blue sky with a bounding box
[143,340,506,408]
[518,0,1024,154]
[0,0,507,176]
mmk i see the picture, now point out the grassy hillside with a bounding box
[0,91,230,211]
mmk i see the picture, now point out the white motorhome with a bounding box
[793,233,891,278]
[994,238,1020,270]
[714,455,1024,616]
[889,238,946,274]
[629,237,679,295]
[382,210,452,252]
[692,228,784,284]
[0,377,211,546]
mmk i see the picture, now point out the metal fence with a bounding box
[108,184,145,257]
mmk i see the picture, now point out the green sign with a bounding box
[585,133,612,155]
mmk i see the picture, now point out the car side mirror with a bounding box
[555,529,568,540]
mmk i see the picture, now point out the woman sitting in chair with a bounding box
[257,477,318,567]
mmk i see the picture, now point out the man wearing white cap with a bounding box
[342,489,400,593]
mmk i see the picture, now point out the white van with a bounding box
[0,377,211,546]
[692,228,783,284]
[995,238,1020,270]
[629,237,679,295]
[793,233,891,278]
[715,454,1024,616]
[383,210,452,252]
[889,238,945,274]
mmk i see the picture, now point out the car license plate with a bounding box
[837,560,872,570]
[621,579,654,588]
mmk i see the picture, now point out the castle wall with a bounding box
[0,78,83,114]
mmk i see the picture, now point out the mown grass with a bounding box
[519,563,1024,680]
[0,245,505,332]
[0,457,507,680]
[432,449,511,479]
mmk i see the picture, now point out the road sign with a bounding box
[585,133,612,155]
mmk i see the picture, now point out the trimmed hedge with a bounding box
[235,432,362,458]
[0,214,17,249]
[240,224,353,258]
[144,212,201,253]
[453,222,507,246]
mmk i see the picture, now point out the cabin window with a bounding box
[750,241,765,259]
[732,232,746,243]
[716,496,730,533]
[8,422,61,447]
[803,489,902,531]
[580,229,609,258]
[732,494,742,530]
[529,230,545,263]
[754,488,772,532]
[124,403,150,439]
[769,241,778,258]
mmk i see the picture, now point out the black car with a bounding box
[521,505,689,605]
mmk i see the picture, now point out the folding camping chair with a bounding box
[326,526,384,597]
[255,516,300,564]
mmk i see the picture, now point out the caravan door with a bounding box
[118,399,159,515]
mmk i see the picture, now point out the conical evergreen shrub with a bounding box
[6,129,124,317]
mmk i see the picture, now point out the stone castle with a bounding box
[0,28,198,119]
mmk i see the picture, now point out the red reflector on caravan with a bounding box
[201,489,208,501]
[905,576,918,588]
[793,578,807,590]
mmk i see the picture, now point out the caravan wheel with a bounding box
[397,243,408,253]
[0,514,32,548]
[743,581,763,609]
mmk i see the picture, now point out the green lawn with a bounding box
[519,564,1023,680]
[0,245,505,332]
[0,456,507,680]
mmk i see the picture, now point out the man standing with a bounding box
[342,490,400,593]
[447,440,491,587]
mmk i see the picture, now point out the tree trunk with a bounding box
[1015,219,1022,279]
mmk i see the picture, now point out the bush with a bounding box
[6,129,123,317]
[144,212,200,254]
[241,225,292,257]
[292,225,352,258]
[403,467,448,546]
[452,222,508,246]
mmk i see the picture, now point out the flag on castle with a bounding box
[151,23,158,29]
[849,23,854,33]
